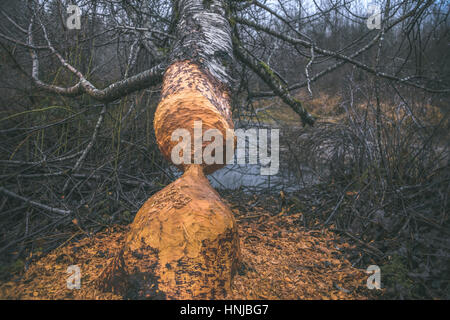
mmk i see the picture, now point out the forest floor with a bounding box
[0,193,381,300]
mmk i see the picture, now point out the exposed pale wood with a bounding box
[98,164,240,299]
[97,60,240,298]
[97,61,240,299]
[97,0,240,299]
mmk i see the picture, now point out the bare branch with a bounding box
[234,11,449,94]
[0,187,71,215]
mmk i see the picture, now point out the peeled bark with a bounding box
[97,0,240,299]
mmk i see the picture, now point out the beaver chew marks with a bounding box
[97,61,240,299]
[155,61,234,175]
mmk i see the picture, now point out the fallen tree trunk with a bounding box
[96,0,240,299]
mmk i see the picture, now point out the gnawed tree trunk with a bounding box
[96,0,240,299]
